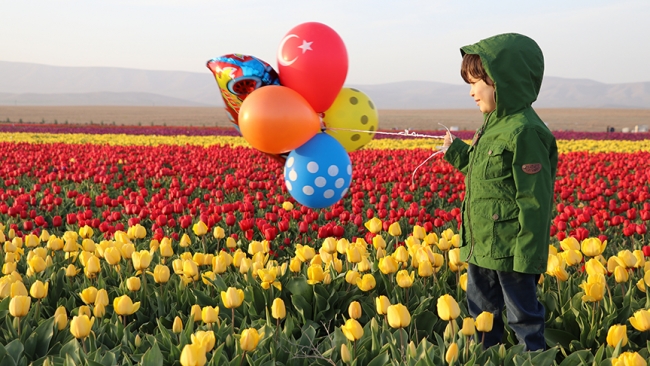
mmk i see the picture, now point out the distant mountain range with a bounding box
[1,60,649,109]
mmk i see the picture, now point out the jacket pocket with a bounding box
[483,144,509,180]
[489,201,520,258]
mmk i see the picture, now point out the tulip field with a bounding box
[2,124,650,366]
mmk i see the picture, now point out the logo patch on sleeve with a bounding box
[522,163,542,174]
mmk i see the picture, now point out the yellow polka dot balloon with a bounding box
[322,88,378,152]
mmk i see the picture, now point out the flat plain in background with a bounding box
[1,106,649,132]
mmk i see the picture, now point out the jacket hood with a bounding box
[461,33,544,118]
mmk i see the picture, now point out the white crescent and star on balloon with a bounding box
[277,34,314,66]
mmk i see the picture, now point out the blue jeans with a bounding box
[466,263,546,351]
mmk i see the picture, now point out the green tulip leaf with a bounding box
[140,341,163,366]
[557,349,593,366]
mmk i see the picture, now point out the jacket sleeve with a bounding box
[443,138,471,175]
[511,127,556,274]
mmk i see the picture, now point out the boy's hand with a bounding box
[441,131,455,152]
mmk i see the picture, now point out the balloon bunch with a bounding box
[207,22,378,209]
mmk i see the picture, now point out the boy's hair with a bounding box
[461,54,494,86]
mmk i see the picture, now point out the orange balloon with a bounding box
[239,86,321,154]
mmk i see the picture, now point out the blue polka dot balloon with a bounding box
[284,133,352,209]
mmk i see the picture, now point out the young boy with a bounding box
[442,33,558,351]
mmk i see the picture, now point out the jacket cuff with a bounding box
[443,138,469,169]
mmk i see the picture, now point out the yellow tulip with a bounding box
[104,247,121,265]
[54,306,67,330]
[358,257,372,272]
[376,296,391,315]
[153,264,170,284]
[346,245,363,263]
[356,274,376,291]
[633,250,645,269]
[192,330,216,353]
[180,234,191,248]
[341,343,351,363]
[387,303,411,328]
[580,281,605,302]
[611,351,646,366]
[192,253,205,267]
[190,304,202,322]
[226,237,237,249]
[28,256,46,274]
[617,250,637,269]
[93,288,108,307]
[9,295,31,317]
[459,273,468,291]
[295,244,316,262]
[341,318,364,341]
[475,311,494,332]
[437,294,460,321]
[47,236,63,251]
[371,236,386,252]
[10,281,27,298]
[70,315,94,339]
[126,276,141,291]
[282,201,294,211]
[94,303,106,318]
[82,239,96,253]
[461,317,475,336]
[80,286,98,304]
[344,270,360,286]
[201,270,216,286]
[160,238,174,257]
[132,250,152,271]
[437,237,452,251]
[348,301,362,319]
[546,254,569,281]
[192,221,208,236]
[336,238,349,254]
[173,316,183,334]
[183,260,199,280]
[445,342,459,364]
[378,256,398,275]
[448,248,464,271]
[78,305,91,318]
[307,264,325,285]
[65,264,81,277]
[560,249,583,266]
[113,295,140,316]
[221,287,245,309]
[240,328,260,351]
[239,258,252,274]
[396,270,416,290]
[606,324,628,347]
[212,255,228,274]
[637,279,646,293]
[201,306,219,324]
[559,237,580,251]
[581,237,607,257]
[629,309,650,331]
[24,234,39,248]
[393,246,409,263]
[3,262,16,275]
[272,298,286,319]
[79,225,94,239]
[412,225,426,240]
[645,270,650,287]
[180,342,207,366]
[614,266,629,283]
[29,280,49,299]
[364,217,382,234]
[585,257,607,276]
[84,255,100,278]
[388,222,401,237]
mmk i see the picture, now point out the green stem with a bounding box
[239,351,247,366]
[232,308,235,339]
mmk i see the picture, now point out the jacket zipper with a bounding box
[464,111,493,262]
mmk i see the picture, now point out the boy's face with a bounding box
[467,75,496,114]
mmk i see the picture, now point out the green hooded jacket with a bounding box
[444,33,558,274]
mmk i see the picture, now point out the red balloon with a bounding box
[239,86,321,155]
[277,22,348,113]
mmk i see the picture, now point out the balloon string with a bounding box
[324,127,446,139]
[325,124,453,187]
[411,150,444,187]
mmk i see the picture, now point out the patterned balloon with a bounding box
[284,133,352,209]
[206,54,280,124]
[323,88,378,152]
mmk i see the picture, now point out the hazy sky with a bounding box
[2,0,648,85]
